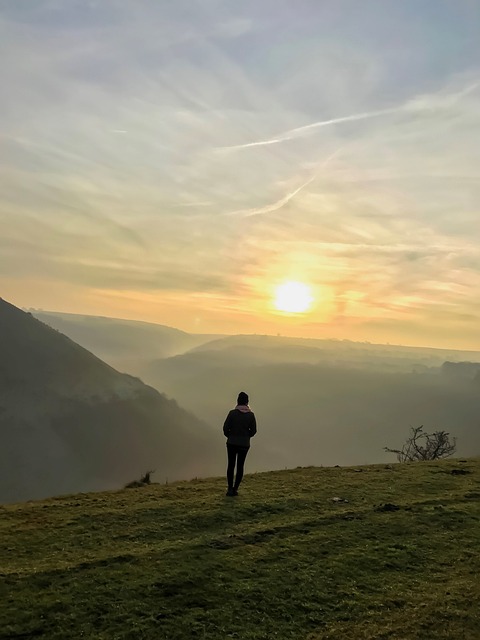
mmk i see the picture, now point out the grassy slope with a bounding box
[1,460,480,640]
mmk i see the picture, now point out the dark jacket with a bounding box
[223,408,257,447]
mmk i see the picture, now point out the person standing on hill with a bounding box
[223,391,257,497]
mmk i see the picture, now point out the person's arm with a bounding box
[223,411,233,437]
[249,413,257,438]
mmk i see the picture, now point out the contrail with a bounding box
[230,173,318,218]
[219,79,480,153]
[228,148,343,218]
[219,107,399,152]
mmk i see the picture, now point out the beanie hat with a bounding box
[237,391,249,405]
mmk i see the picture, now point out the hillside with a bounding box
[0,299,221,503]
[1,459,480,639]
[32,310,221,373]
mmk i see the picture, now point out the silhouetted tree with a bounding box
[385,426,456,462]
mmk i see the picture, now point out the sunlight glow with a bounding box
[274,281,314,313]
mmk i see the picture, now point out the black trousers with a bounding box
[226,444,249,489]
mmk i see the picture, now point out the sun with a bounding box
[274,281,314,313]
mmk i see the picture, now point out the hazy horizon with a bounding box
[1,1,480,350]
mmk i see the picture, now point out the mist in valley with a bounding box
[143,343,480,472]
[2,302,479,502]
[37,312,480,475]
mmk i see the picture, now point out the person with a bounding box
[223,391,257,496]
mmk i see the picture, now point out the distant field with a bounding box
[1,460,480,639]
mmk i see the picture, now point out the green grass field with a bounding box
[1,459,480,639]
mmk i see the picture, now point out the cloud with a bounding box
[0,1,479,346]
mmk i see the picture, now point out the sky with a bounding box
[1,0,479,349]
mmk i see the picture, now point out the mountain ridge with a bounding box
[32,309,480,358]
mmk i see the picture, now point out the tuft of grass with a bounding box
[1,459,480,639]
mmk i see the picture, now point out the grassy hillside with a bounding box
[2,459,480,639]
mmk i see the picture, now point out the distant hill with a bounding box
[0,299,222,503]
[32,310,221,373]
[2,459,480,639]
[188,333,480,371]
[33,312,480,375]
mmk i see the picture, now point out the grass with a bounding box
[1,459,480,639]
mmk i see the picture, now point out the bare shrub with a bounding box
[385,426,456,462]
